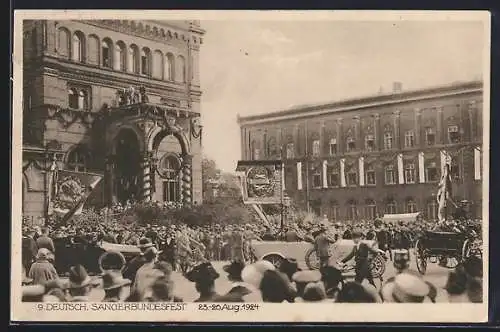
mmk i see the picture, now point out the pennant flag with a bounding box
[51,170,103,224]
[436,154,453,222]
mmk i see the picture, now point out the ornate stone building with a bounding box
[238,81,484,221]
[22,20,205,219]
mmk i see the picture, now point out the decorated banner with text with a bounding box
[236,160,283,205]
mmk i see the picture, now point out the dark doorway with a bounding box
[114,129,142,204]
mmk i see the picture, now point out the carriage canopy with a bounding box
[382,212,422,224]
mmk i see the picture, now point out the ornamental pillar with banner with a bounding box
[181,154,193,205]
[141,151,153,202]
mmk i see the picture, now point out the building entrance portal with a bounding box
[114,129,142,204]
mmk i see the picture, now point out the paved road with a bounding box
[83,254,452,302]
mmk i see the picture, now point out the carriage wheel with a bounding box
[414,239,427,275]
[369,254,386,279]
[305,248,320,270]
[262,254,284,269]
[461,239,472,262]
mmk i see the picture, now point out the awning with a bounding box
[382,212,422,223]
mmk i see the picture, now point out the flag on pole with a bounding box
[51,170,103,224]
[436,154,452,222]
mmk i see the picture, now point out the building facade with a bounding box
[238,81,484,221]
[22,20,205,219]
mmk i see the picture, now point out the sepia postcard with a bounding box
[11,10,490,323]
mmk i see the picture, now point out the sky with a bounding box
[199,19,485,172]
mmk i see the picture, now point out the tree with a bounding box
[202,157,242,203]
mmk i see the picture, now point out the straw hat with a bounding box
[380,272,431,303]
[68,265,93,289]
[102,271,131,291]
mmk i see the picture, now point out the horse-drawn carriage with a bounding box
[414,229,481,274]
[250,239,386,279]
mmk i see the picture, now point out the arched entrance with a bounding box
[114,129,142,204]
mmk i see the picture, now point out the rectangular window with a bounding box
[312,140,320,157]
[327,168,339,187]
[329,139,337,156]
[384,132,393,150]
[404,163,416,184]
[405,131,415,148]
[347,171,357,186]
[448,125,461,143]
[385,166,396,185]
[365,135,375,151]
[286,143,295,159]
[329,205,339,221]
[426,162,438,182]
[347,138,356,152]
[163,180,179,202]
[312,171,322,188]
[450,157,460,179]
[425,128,435,146]
[365,168,376,185]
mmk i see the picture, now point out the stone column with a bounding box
[105,154,118,205]
[393,110,401,149]
[141,151,152,202]
[374,113,380,150]
[336,118,343,154]
[182,154,193,205]
[468,101,476,142]
[437,106,444,144]
[414,108,421,146]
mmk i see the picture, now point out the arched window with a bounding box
[128,44,140,73]
[78,90,88,110]
[101,39,113,68]
[72,32,84,62]
[87,34,99,65]
[385,199,397,214]
[406,198,417,213]
[152,50,163,79]
[161,155,181,203]
[427,199,438,221]
[66,147,89,172]
[176,55,186,82]
[346,200,358,221]
[68,88,78,109]
[165,53,175,80]
[57,27,70,58]
[114,42,126,71]
[365,199,377,220]
[141,48,151,76]
[346,136,356,152]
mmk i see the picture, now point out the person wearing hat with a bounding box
[337,230,386,288]
[132,246,162,299]
[380,272,432,303]
[291,269,322,298]
[22,228,38,273]
[123,237,155,283]
[67,265,96,302]
[186,262,221,302]
[294,281,330,303]
[336,281,380,303]
[278,258,301,282]
[28,248,59,286]
[320,265,344,299]
[101,271,131,302]
[313,223,334,268]
[259,269,297,303]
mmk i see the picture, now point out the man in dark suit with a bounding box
[338,230,386,287]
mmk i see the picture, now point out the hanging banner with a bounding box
[236,160,283,205]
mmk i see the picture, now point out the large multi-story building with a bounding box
[22,20,205,219]
[238,81,484,221]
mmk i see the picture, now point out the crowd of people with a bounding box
[21,203,483,304]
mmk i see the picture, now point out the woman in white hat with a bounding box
[28,248,59,286]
